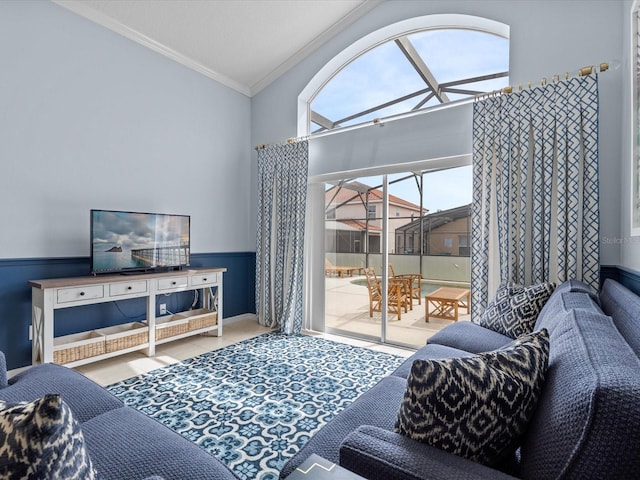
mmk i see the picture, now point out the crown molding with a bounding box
[53,0,252,97]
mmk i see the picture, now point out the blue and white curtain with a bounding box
[471,75,599,315]
[255,141,309,334]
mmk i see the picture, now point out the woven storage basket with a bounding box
[97,322,149,353]
[53,331,105,365]
[155,315,190,340]
[186,308,217,331]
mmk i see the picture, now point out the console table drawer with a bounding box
[157,277,188,290]
[191,273,218,286]
[109,281,148,297]
[57,285,104,304]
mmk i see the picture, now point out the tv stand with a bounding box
[29,267,226,367]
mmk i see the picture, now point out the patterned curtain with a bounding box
[255,141,309,334]
[471,75,599,315]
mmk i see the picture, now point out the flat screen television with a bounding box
[90,209,190,275]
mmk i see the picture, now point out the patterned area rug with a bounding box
[107,333,404,480]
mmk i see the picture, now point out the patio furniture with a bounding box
[389,264,422,305]
[425,287,470,322]
[364,267,407,320]
[325,258,363,278]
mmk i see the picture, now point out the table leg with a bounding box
[425,297,429,322]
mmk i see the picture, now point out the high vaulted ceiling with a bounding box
[54,0,381,97]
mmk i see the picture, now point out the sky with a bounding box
[314,28,508,212]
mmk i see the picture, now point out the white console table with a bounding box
[29,267,225,367]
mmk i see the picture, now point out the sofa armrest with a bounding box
[339,426,519,480]
[0,352,7,388]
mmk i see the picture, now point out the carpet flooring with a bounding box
[107,333,404,480]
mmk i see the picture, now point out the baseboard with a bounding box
[223,313,258,325]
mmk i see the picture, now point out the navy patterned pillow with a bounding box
[479,282,556,338]
[396,329,550,466]
[0,394,97,479]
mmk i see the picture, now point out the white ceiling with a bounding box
[54,0,381,97]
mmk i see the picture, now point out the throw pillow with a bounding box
[0,394,97,480]
[479,282,556,338]
[395,329,550,466]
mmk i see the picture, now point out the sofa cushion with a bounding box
[1,363,123,423]
[340,425,519,480]
[427,321,513,353]
[479,282,555,338]
[0,394,96,479]
[519,309,640,479]
[599,279,640,357]
[395,330,549,466]
[391,344,474,379]
[534,281,603,336]
[80,406,239,480]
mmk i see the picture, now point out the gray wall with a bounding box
[1,0,252,259]
[251,0,626,268]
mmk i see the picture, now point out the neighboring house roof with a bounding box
[338,219,381,232]
[395,204,472,234]
[325,219,381,232]
[326,181,425,213]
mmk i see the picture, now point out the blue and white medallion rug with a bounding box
[107,333,404,480]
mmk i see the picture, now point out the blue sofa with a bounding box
[0,354,239,479]
[280,279,640,480]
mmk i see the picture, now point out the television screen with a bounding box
[91,209,190,275]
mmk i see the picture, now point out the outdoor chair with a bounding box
[364,267,407,320]
[389,264,422,306]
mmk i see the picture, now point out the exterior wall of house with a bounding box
[327,197,422,253]
[426,217,471,256]
[395,216,471,256]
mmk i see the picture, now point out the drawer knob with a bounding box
[127,286,132,290]
[172,281,177,285]
[79,291,85,296]
[203,278,207,282]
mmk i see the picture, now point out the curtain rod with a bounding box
[254,62,610,148]
[480,62,609,99]
[254,135,310,151]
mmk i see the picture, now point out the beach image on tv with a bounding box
[92,211,190,272]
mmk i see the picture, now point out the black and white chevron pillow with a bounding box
[0,394,97,479]
[396,329,550,466]
[478,282,555,338]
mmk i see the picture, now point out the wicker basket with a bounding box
[97,322,149,353]
[186,308,217,331]
[154,315,190,340]
[53,331,105,365]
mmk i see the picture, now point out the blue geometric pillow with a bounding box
[396,329,550,466]
[479,282,556,338]
[0,394,97,479]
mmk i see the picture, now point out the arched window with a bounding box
[303,16,509,134]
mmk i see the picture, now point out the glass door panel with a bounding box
[386,166,472,347]
[324,175,382,341]
[323,165,471,349]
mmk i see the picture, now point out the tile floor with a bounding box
[76,315,414,387]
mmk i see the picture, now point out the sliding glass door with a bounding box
[323,165,471,348]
